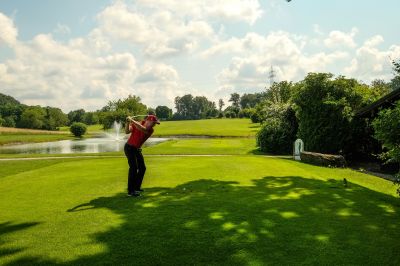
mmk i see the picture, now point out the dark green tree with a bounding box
[68,109,86,125]
[292,73,369,154]
[229,93,240,108]
[19,106,46,129]
[155,106,172,120]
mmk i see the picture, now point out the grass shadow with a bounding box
[5,177,400,265]
[0,221,41,261]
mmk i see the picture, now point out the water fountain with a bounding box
[104,121,124,141]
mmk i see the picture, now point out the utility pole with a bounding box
[268,65,276,87]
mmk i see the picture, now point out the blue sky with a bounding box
[1,0,399,111]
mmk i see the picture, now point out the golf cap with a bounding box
[146,115,160,124]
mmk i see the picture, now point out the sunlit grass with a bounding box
[153,118,260,137]
[0,156,399,265]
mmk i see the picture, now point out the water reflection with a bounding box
[0,137,169,154]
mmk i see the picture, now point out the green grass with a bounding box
[144,138,260,155]
[0,133,74,145]
[153,118,260,137]
[1,156,399,265]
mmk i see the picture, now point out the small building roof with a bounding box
[356,88,400,117]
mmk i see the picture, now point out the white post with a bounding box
[293,139,304,161]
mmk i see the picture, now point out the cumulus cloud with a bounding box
[136,0,263,24]
[0,12,18,46]
[324,28,358,49]
[344,36,400,82]
[96,1,215,57]
[213,31,351,97]
[0,21,186,111]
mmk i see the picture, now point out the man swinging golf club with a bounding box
[124,114,160,197]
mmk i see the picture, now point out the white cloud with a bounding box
[324,28,358,49]
[136,0,263,24]
[0,12,18,46]
[96,1,215,58]
[344,36,400,82]
[213,31,350,96]
[0,18,186,111]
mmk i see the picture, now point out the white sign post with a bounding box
[293,139,304,161]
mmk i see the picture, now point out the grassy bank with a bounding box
[0,156,399,265]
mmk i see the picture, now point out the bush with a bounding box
[0,115,4,126]
[292,73,369,154]
[256,105,297,154]
[372,100,400,195]
[70,122,87,137]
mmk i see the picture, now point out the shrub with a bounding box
[0,115,4,126]
[70,122,87,137]
[256,105,297,154]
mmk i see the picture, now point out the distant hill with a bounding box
[0,93,21,106]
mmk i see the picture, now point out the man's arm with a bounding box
[127,117,149,134]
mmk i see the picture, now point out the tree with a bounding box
[70,122,87,137]
[266,81,294,104]
[43,107,68,130]
[292,73,368,154]
[68,109,86,125]
[240,93,263,109]
[224,106,240,117]
[19,106,46,129]
[218,99,225,112]
[99,95,147,129]
[156,106,172,120]
[391,59,400,90]
[229,93,240,108]
[371,79,391,97]
[372,100,400,195]
[83,112,99,125]
[173,94,217,120]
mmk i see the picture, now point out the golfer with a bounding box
[124,114,160,197]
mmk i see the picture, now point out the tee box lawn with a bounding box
[1,119,399,265]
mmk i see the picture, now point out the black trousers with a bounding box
[124,143,146,193]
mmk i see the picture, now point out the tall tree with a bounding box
[229,93,240,108]
[155,105,172,120]
[218,99,225,112]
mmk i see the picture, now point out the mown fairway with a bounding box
[153,118,260,137]
[1,153,399,265]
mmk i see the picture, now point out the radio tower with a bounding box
[268,65,276,87]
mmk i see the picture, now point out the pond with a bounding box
[0,137,169,154]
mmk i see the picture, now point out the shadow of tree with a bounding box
[0,221,41,260]
[5,176,400,265]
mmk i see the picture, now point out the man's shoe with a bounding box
[132,191,141,197]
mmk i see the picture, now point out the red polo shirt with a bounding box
[127,121,154,148]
